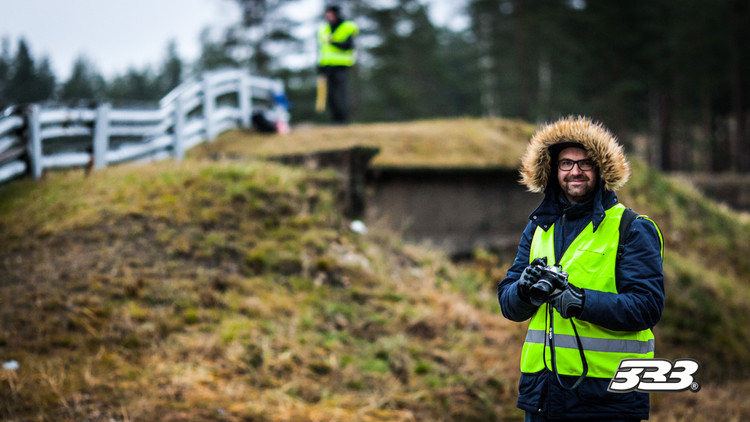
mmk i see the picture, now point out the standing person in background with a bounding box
[497,116,665,421]
[317,4,358,125]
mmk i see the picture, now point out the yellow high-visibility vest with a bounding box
[318,21,358,67]
[520,203,662,379]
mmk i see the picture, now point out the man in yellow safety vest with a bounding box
[317,5,358,124]
[497,116,665,421]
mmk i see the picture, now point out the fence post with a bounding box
[203,74,215,142]
[239,72,251,128]
[27,105,43,179]
[93,103,111,169]
[173,95,185,160]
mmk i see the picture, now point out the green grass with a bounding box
[0,156,523,421]
[192,117,535,169]
[1,119,749,421]
[617,160,750,379]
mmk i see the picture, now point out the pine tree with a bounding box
[196,28,239,72]
[34,57,56,102]
[222,0,302,74]
[159,41,183,94]
[0,37,11,109]
[106,68,161,104]
[358,0,478,121]
[60,56,105,103]
[5,39,54,105]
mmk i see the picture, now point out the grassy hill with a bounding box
[1,118,749,421]
[190,118,534,169]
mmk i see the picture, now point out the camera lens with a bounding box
[528,279,554,302]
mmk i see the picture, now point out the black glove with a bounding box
[518,257,547,301]
[550,283,585,319]
[527,261,568,306]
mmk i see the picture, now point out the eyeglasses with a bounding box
[558,159,595,171]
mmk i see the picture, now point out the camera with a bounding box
[528,258,569,305]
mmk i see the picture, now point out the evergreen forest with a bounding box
[1,0,748,173]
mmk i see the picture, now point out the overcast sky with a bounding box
[0,0,465,81]
[0,0,250,80]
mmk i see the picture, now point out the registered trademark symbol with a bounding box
[690,381,701,392]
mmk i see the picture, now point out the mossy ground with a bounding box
[1,119,749,421]
[0,158,524,421]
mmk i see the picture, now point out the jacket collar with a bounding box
[528,181,618,232]
[329,19,344,32]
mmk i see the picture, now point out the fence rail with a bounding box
[0,67,288,184]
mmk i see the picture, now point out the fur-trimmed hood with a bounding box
[520,116,631,193]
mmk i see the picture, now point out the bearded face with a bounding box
[556,147,598,204]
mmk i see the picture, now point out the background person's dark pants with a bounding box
[325,66,350,124]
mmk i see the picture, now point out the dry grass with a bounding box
[191,118,535,169]
[0,157,526,421]
[1,118,749,421]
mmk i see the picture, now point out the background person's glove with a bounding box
[517,257,547,301]
[550,283,585,318]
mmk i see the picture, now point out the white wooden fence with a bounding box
[0,68,288,183]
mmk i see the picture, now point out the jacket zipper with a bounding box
[556,212,566,266]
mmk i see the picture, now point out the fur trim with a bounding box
[520,116,631,192]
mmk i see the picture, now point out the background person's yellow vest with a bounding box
[318,21,359,67]
[520,204,660,379]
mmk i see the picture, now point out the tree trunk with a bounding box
[656,91,673,171]
[537,50,551,122]
[700,87,713,172]
[729,0,748,172]
[514,0,532,121]
[478,13,499,117]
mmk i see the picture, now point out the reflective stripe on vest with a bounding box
[525,329,655,354]
[318,21,358,67]
[519,203,658,379]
